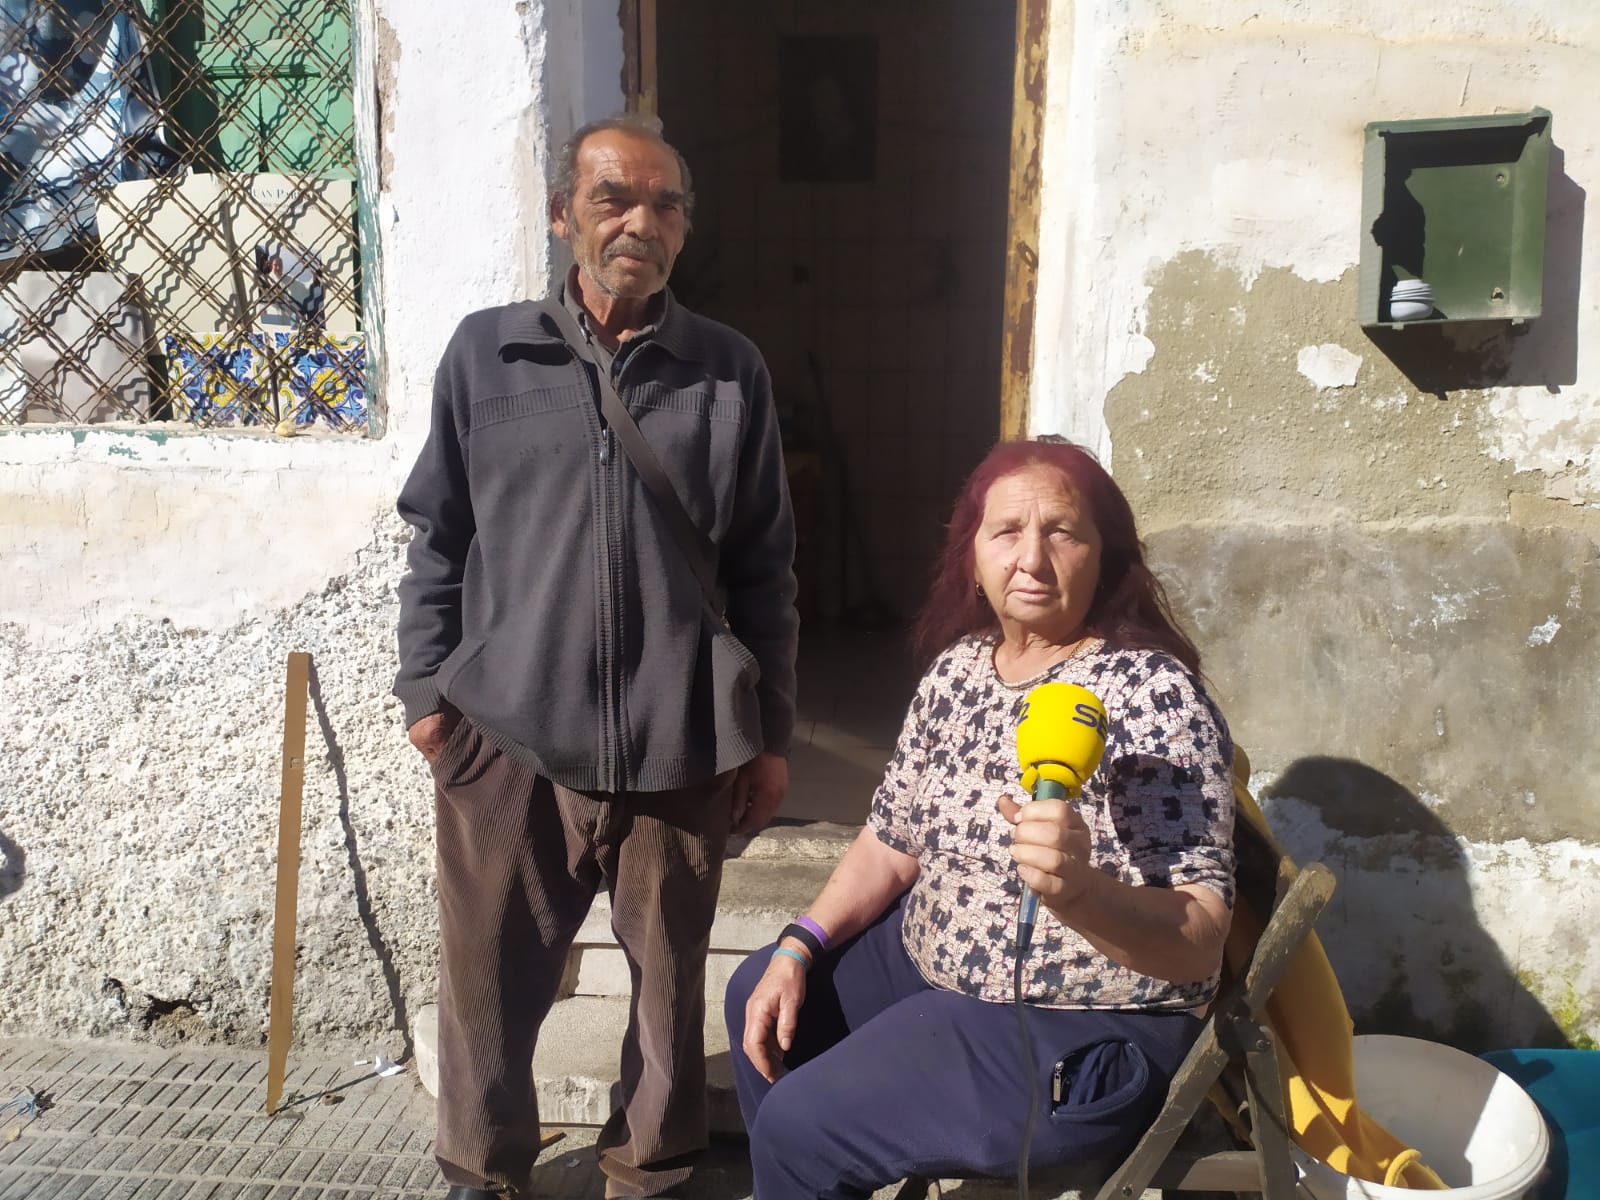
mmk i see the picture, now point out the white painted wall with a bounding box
[1264,794,1600,1047]
[0,1,624,1047]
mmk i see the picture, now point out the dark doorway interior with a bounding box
[657,1,1016,822]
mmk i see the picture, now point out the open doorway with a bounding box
[654,2,1018,823]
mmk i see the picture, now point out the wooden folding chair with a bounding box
[1092,856,1336,1199]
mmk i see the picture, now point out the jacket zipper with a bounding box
[577,328,622,792]
[607,352,634,791]
[597,418,620,790]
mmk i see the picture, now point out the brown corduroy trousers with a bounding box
[430,717,735,1198]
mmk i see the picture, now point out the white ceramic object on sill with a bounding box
[1388,299,1435,320]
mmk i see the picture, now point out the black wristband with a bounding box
[779,921,826,962]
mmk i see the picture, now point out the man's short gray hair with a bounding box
[552,114,696,225]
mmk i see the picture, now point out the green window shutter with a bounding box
[155,1,353,179]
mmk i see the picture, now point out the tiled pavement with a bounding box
[0,1038,646,1200]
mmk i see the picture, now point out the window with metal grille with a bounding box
[1,0,368,432]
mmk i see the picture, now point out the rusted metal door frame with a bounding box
[1000,0,1050,439]
[620,0,657,116]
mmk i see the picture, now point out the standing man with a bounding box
[394,115,799,1200]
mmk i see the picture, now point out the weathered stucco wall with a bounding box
[1035,2,1598,1046]
[0,1,618,1050]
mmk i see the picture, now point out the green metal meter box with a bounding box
[1359,108,1551,328]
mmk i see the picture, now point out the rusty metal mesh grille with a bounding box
[1,0,366,431]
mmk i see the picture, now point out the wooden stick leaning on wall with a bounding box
[266,650,311,1115]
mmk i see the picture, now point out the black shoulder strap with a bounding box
[537,299,726,621]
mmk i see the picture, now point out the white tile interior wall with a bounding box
[660,0,1015,622]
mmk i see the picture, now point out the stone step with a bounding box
[569,942,748,1014]
[572,823,853,950]
[568,840,846,1003]
[415,994,746,1134]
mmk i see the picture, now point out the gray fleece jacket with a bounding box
[393,292,798,793]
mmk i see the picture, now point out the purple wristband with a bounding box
[796,915,831,950]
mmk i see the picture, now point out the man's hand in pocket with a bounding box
[408,708,459,764]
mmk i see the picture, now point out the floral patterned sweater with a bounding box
[868,635,1236,1010]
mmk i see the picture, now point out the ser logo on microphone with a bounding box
[1071,701,1108,739]
[1018,695,1109,741]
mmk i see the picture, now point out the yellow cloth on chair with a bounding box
[1228,749,1447,1190]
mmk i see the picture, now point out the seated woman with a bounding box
[725,437,1236,1199]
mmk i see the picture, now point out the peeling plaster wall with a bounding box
[0,3,623,1049]
[1035,2,1599,1045]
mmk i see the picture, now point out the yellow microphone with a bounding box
[1013,682,1109,951]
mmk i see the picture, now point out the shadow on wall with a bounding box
[0,829,23,899]
[1262,757,1569,1053]
[1364,144,1584,394]
[308,661,414,1062]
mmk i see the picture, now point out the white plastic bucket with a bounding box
[1293,1035,1550,1200]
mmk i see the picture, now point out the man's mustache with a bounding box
[603,238,663,266]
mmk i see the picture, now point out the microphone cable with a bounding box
[1012,911,1038,1200]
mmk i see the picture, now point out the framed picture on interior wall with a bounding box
[778,35,878,182]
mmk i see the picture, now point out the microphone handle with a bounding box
[1016,777,1071,953]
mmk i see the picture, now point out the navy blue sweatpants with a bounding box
[724,899,1201,1200]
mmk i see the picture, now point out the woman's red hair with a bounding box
[911,438,1201,673]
